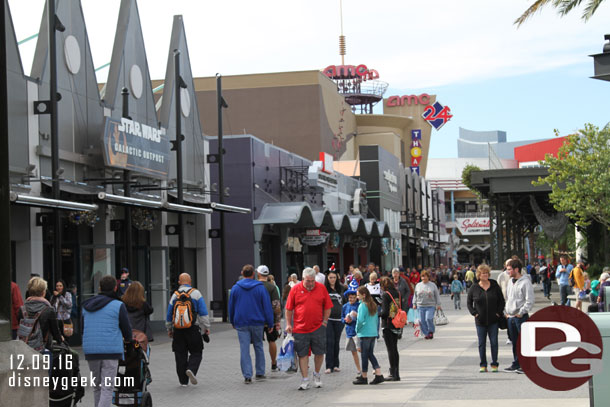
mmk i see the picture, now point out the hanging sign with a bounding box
[456,217,491,235]
[300,230,329,246]
[410,129,422,175]
[102,117,170,178]
[422,101,452,131]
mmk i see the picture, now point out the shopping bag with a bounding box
[407,308,416,324]
[277,333,295,372]
[434,308,449,326]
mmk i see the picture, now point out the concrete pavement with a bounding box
[77,283,589,406]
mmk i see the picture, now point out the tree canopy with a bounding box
[515,0,606,26]
[534,124,610,229]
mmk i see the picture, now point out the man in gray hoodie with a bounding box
[504,258,535,374]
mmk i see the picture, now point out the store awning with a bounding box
[254,202,390,237]
[10,191,98,211]
[41,179,104,195]
[166,191,250,213]
[97,192,212,215]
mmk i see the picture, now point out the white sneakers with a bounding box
[298,378,310,390]
[186,369,198,385]
[313,373,323,388]
[298,373,322,390]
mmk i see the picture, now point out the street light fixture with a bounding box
[590,34,610,82]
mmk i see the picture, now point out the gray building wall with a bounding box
[458,127,546,160]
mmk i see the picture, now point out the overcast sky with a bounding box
[8,0,610,158]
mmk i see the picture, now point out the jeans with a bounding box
[453,292,461,309]
[418,306,436,336]
[560,284,570,306]
[87,359,119,407]
[325,320,344,370]
[382,328,399,372]
[543,280,551,297]
[507,314,529,368]
[236,325,265,378]
[359,337,380,373]
[476,323,499,367]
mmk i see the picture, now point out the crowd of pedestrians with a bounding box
[10,254,608,402]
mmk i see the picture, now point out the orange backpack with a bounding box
[172,288,195,329]
[385,291,407,329]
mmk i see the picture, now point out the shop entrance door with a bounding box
[79,245,115,304]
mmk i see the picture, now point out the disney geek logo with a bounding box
[518,306,603,391]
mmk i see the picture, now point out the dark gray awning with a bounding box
[254,202,390,237]
[42,179,104,195]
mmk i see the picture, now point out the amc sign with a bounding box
[386,94,431,107]
[456,217,491,235]
[323,64,380,81]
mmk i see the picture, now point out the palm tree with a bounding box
[515,0,606,26]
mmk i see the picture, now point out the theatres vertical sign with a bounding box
[410,129,422,175]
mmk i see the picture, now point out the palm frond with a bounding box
[556,0,585,16]
[582,0,605,20]
[514,0,555,27]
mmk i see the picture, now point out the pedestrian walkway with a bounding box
[77,283,588,406]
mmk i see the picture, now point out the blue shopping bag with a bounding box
[277,334,295,372]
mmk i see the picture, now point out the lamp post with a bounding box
[216,74,229,322]
[49,0,64,283]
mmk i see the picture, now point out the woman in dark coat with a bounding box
[324,270,345,373]
[122,281,154,346]
[379,276,402,381]
[467,264,505,372]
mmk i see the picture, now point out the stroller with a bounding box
[112,334,152,407]
[49,341,85,407]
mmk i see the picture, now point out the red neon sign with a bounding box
[386,94,431,107]
[323,64,380,81]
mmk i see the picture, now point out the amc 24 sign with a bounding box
[456,217,490,235]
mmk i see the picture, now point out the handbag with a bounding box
[434,308,448,326]
[385,291,407,329]
[62,320,74,337]
[497,314,508,330]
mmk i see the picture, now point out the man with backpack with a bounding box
[82,275,133,407]
[166,273,210,386]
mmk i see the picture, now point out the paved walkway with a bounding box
[78,283,588,406]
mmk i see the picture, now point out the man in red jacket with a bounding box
[11,281,24,339]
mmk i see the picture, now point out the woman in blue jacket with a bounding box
[353,286,384,385]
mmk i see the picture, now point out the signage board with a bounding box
[319,152,334,174]
[456,217,491,235]
[400,221,416,229]
[102,117,170,178]
[422,101,452,131]
[410,129,422,175]
[386,94,431,107]
[300,230,329,246]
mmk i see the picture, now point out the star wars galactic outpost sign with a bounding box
[102,117,170,178]
[386,93,453,175]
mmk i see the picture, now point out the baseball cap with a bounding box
[121,268,129,274]
[257,265,269,276]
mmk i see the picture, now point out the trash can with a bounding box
[588,312,610,406]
